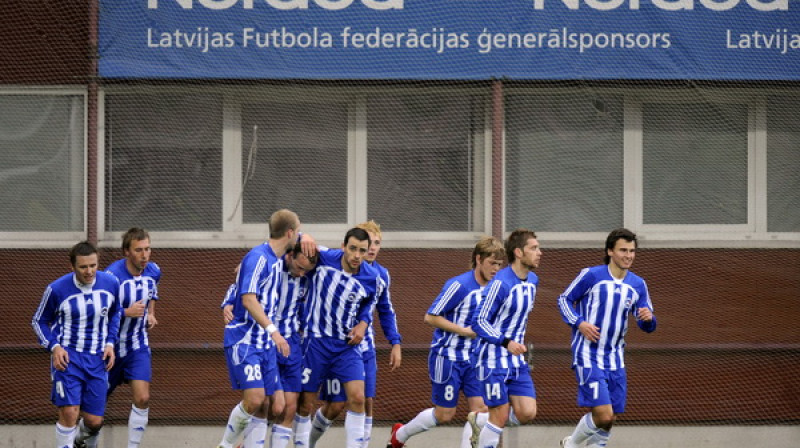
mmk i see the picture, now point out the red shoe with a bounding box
[386,422,404,448]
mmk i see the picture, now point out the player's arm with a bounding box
[147,299,158,328]
[374,274,403,367]
[242,292,289,355]
[471,282,506,345]
[635,281,657,333]
[424,314,476,338]
[557,268,601,341]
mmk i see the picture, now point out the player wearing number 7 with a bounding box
[557,228,656,448]
[470,229,542,448]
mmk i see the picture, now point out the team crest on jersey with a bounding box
[100,307,108,317]
[624,294,634,308]
[347,292,360,302]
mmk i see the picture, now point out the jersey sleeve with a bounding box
[635,279,657,333]
[374,271,402,345]
[31,285,59,351]
[105,277,123,347]
[557,268,592,328]
[237,252,266,296]
[220,283,237,308]
[472,279,506,345]
[427,278,465,316]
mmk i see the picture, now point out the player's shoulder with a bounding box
[371,260,390,278]
[105,258,127,276]
[450,270,478,290]
[50,272,77,290]
[144,261,162,278]
[95,271,121,288]
[623,270,646,287]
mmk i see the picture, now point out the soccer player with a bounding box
[470,229,542,448]
[307,220,402,448]
[295,227,380,448]
[266,242,318,448]
[32,241,122,448]
[79,228,161,448]
[217,209,302,448]
[558,228,656,448]
[387,236,505,448]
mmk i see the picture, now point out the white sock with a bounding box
[271,424,293,448]
[397,407,437,443]
[243,417,268,448]
[55,422,77,448]
[220,402,254,448]
[128,405,149,448]
[507,407,521,427]
[293,414,311,448]
[460,422,472,448]
[586,428,610,448]
[344,411,365,448]
[478,421,503,448]
[362,416,373,448]
[309,409,332,448]
[569,413,598,447]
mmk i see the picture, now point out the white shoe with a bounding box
[559,436,572,448]
[467,412,480,448]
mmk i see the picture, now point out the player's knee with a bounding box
[593,412,615,429]
[134,394,150,409]
[433,407,456,424]
[347,393,366,409]
[516,407,537,424]
[83,415,104,432]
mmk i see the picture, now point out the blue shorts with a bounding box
[575,366,627,413]
[428,353,482,408]
[51,348,108,416]
[476,365,536,407]
[321,348,377,402]
[225,343,281,394]
[107,347,152,396]
[301,337,364,393]
[277,334,304,393]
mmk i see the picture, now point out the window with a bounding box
[367,94,488,232]
[767,96,800,233]
[104,92,223,232]
[505,93,624,234]
[0,92,84,245]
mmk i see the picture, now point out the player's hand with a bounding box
[637,307,653,322]
[126,300,146,318]
[103,345,116,371]
[506,340,527,356]
[147,313,158,329]
[389,344,402,371]
[461,326,477,338]
[52,345,69,371]
[222,304,234,324]
[272,332,290,357]
[300,233,317,258]
[578,321,601,342]
[347,321,368,345]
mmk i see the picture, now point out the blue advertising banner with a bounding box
[99,0,800,80]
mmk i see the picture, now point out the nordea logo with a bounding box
[147,0,403,10]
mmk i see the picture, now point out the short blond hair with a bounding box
[268,209,300,239]
[356,220,382,239]
[472,235,505,269]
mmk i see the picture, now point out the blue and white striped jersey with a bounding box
[557,265,656,370]
[223,243,279,349]
[266,257,310,339]
[473,266,538,369]
[304,249,378,341]
[360,261,401,353]
[427,270,483,362]
[32,272,122,355]
[105,259,161,357]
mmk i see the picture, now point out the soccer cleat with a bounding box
[467,412,480,448]
[559,436,572,448]
[386,422,404,448]
[73,440,87,448]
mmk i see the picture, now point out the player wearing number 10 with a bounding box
[558,228,656,448]
[471,229,541,448]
